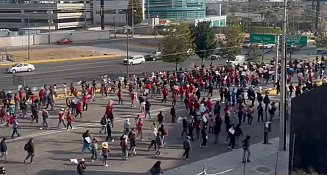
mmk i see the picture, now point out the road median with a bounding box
[0,54,120,67]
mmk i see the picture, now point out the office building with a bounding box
[0,0,92,30]
[145,0,206,20]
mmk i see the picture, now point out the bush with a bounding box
[249,26,281,34]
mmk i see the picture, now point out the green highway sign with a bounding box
[284,35,307,47]
[249,34,275,44]
[250,34,308,47]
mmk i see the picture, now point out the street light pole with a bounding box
[126,13,129,79]
[131,0,134,38]
[275,35,279,84]
[47,3,52,44]
[27,14,31,60]
[279,0,287,151]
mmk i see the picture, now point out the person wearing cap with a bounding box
[100,142,110,167]
[40,108,49,130]
[77,158,86,175]
[57,108,67,128]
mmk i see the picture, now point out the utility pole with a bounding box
[47,3,52,44]
[131,0,134,37]
[27,14,31,60]
[275,35,279,84]
[315,0,321,30]
[126,14,130,79]
[279,0,287,152]
[100,0,105,30]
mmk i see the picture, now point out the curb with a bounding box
[0,54,120,67]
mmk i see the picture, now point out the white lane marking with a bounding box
[195,168,233,175]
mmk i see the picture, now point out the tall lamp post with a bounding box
[27,14,31,60]
[126,13,131,79]
[47,3,53,44]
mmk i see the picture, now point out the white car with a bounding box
[123,55,145,65]
[261,44,275,49]
[6,63,35,73]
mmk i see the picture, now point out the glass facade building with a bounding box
[145,0,206,20]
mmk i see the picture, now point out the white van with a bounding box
[226,55,246,65]
[123,55,145,65]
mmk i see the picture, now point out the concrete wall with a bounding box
[0,30,111,47]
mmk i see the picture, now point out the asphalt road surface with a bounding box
[0,86,283,175]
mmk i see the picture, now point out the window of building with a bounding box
[0,19,21,22]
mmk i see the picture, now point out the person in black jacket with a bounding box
[24,138,35,164]
[181,119,188,136]
[0,138,7,161]
[170,106,176,123]
[150,161,163,175]
[77,159,86,175]
[200,126,208,147]
[214,117,222,144]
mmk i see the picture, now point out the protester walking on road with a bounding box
[182,136,191,160]
[148,128,157,151]
[90,138,98,162]
[81,130,92,154]
[66,112,74,130]
[99,115,107,134]
[200,126,208,147]
[181,118,188,137]
[145,101,151,119]
[136,118,143,140]
[77,159,86,175]
[0,138,7,162]
[257,103,264,122]
[170,105,176,123]
[242,135,251,163]
[100,142,110,167]
[40,108,49,130]
[75,101,83,119]
[105,120,114,142]
[123,118,131,135]
[214,116,222,144]
[57,108,67,128]
[24,138,35,164]
[120,134,128,159]
[11,116,20,139]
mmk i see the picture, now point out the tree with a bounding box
[161,23,194,71]
[315,23,327,48]
[218,24,244,62]
[247,44,262,64]
[128,0,143,25]
[193,21,217,65]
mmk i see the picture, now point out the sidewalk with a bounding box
[164,137,289,175]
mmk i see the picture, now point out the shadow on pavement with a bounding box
[37,170,148,175]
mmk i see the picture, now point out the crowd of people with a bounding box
[0,57,325,174]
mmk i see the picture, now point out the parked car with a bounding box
[210,55,221,60]
[6,63,35,73]
[145,51,162,61]
[57,38,73,45]
[262,44,275,49]
[123,55,145,65]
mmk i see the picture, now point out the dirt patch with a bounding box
[2,48,107,62]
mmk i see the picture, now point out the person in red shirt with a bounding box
[206,98,213,112]
[179,87,185,102]
[162,88,168,103]
[57,108,67,128]
[136,118,143,140]
[66,111,74,130]
[88,85,95,102]
[82,94,88,111]
[117,89,123,105]
[75,101,83,119]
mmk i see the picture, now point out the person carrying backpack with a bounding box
[24,138,35,164]
[99,115,107,134]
